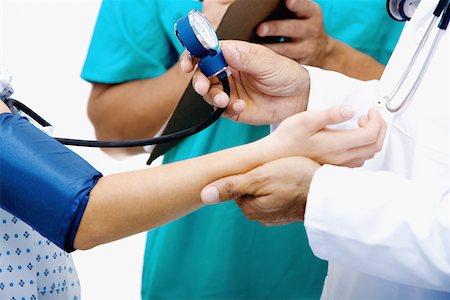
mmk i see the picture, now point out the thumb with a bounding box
[221,42,266,75]
[301,106,356,132]
[201,173,250,205]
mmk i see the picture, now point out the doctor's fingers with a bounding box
[192,70,248,117]
[180,51,200,73]
[235,197,303,225]
[192,70,230,108]
[192,69,212,97]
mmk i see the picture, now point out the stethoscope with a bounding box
[382,0,450,112]
[1,10,229,149]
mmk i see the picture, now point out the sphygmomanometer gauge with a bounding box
[174,9,227,77]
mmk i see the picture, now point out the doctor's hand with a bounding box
[181,40,309,125]
[256,0,333,67]
[200,157,318,226]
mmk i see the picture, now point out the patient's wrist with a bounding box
[257,134,285,163]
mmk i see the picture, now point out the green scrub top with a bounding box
[82,1,404,299]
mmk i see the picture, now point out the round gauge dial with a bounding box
[188,10,219,50]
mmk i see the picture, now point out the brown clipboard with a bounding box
[147,0,293,165]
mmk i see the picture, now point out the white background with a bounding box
[0,1,156,299]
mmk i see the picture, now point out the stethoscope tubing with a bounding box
[385,0,449,113]
[4,72,230,148]
[385,16,438,112]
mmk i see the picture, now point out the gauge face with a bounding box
[188,10,219,50]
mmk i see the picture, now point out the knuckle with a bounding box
[249,170,267,187]
[288,21,297,36]
[223,180,242,200]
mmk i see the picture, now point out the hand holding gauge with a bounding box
[1,10,230,153]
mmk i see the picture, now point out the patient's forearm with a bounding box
[0,101,10,113]
[74,138,274,250]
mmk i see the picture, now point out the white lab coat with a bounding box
[303,0,450,298]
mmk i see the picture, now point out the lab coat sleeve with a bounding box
[305,165,450,292]
[305,66,382,122]
[0,113,103,252]
[270,66,382,133]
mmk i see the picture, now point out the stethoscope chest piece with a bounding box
[387,0,421,21]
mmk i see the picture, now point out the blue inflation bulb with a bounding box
[175,9,228,77]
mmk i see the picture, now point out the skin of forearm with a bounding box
[74,137,275,250]
[0,102,10,113]
[87,61,193,156]
[322,38,385,81]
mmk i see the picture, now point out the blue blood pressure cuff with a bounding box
[0,113,102,252]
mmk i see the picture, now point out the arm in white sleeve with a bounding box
[305,66,383,126]
[305,165,450,292]
[271,66,384,133]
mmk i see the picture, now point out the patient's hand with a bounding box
[267,107,386,167]
[199,106,385,222]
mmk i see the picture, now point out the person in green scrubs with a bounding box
[81,0,403,298]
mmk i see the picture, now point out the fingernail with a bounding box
[194,82,202,94]
[201,186,220,204]
[233,101,245,113]
[258,24,269,36]
[214,93,228,107]
[340,106,355,118]
[286,0,296,9]
[180,59,188,71]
